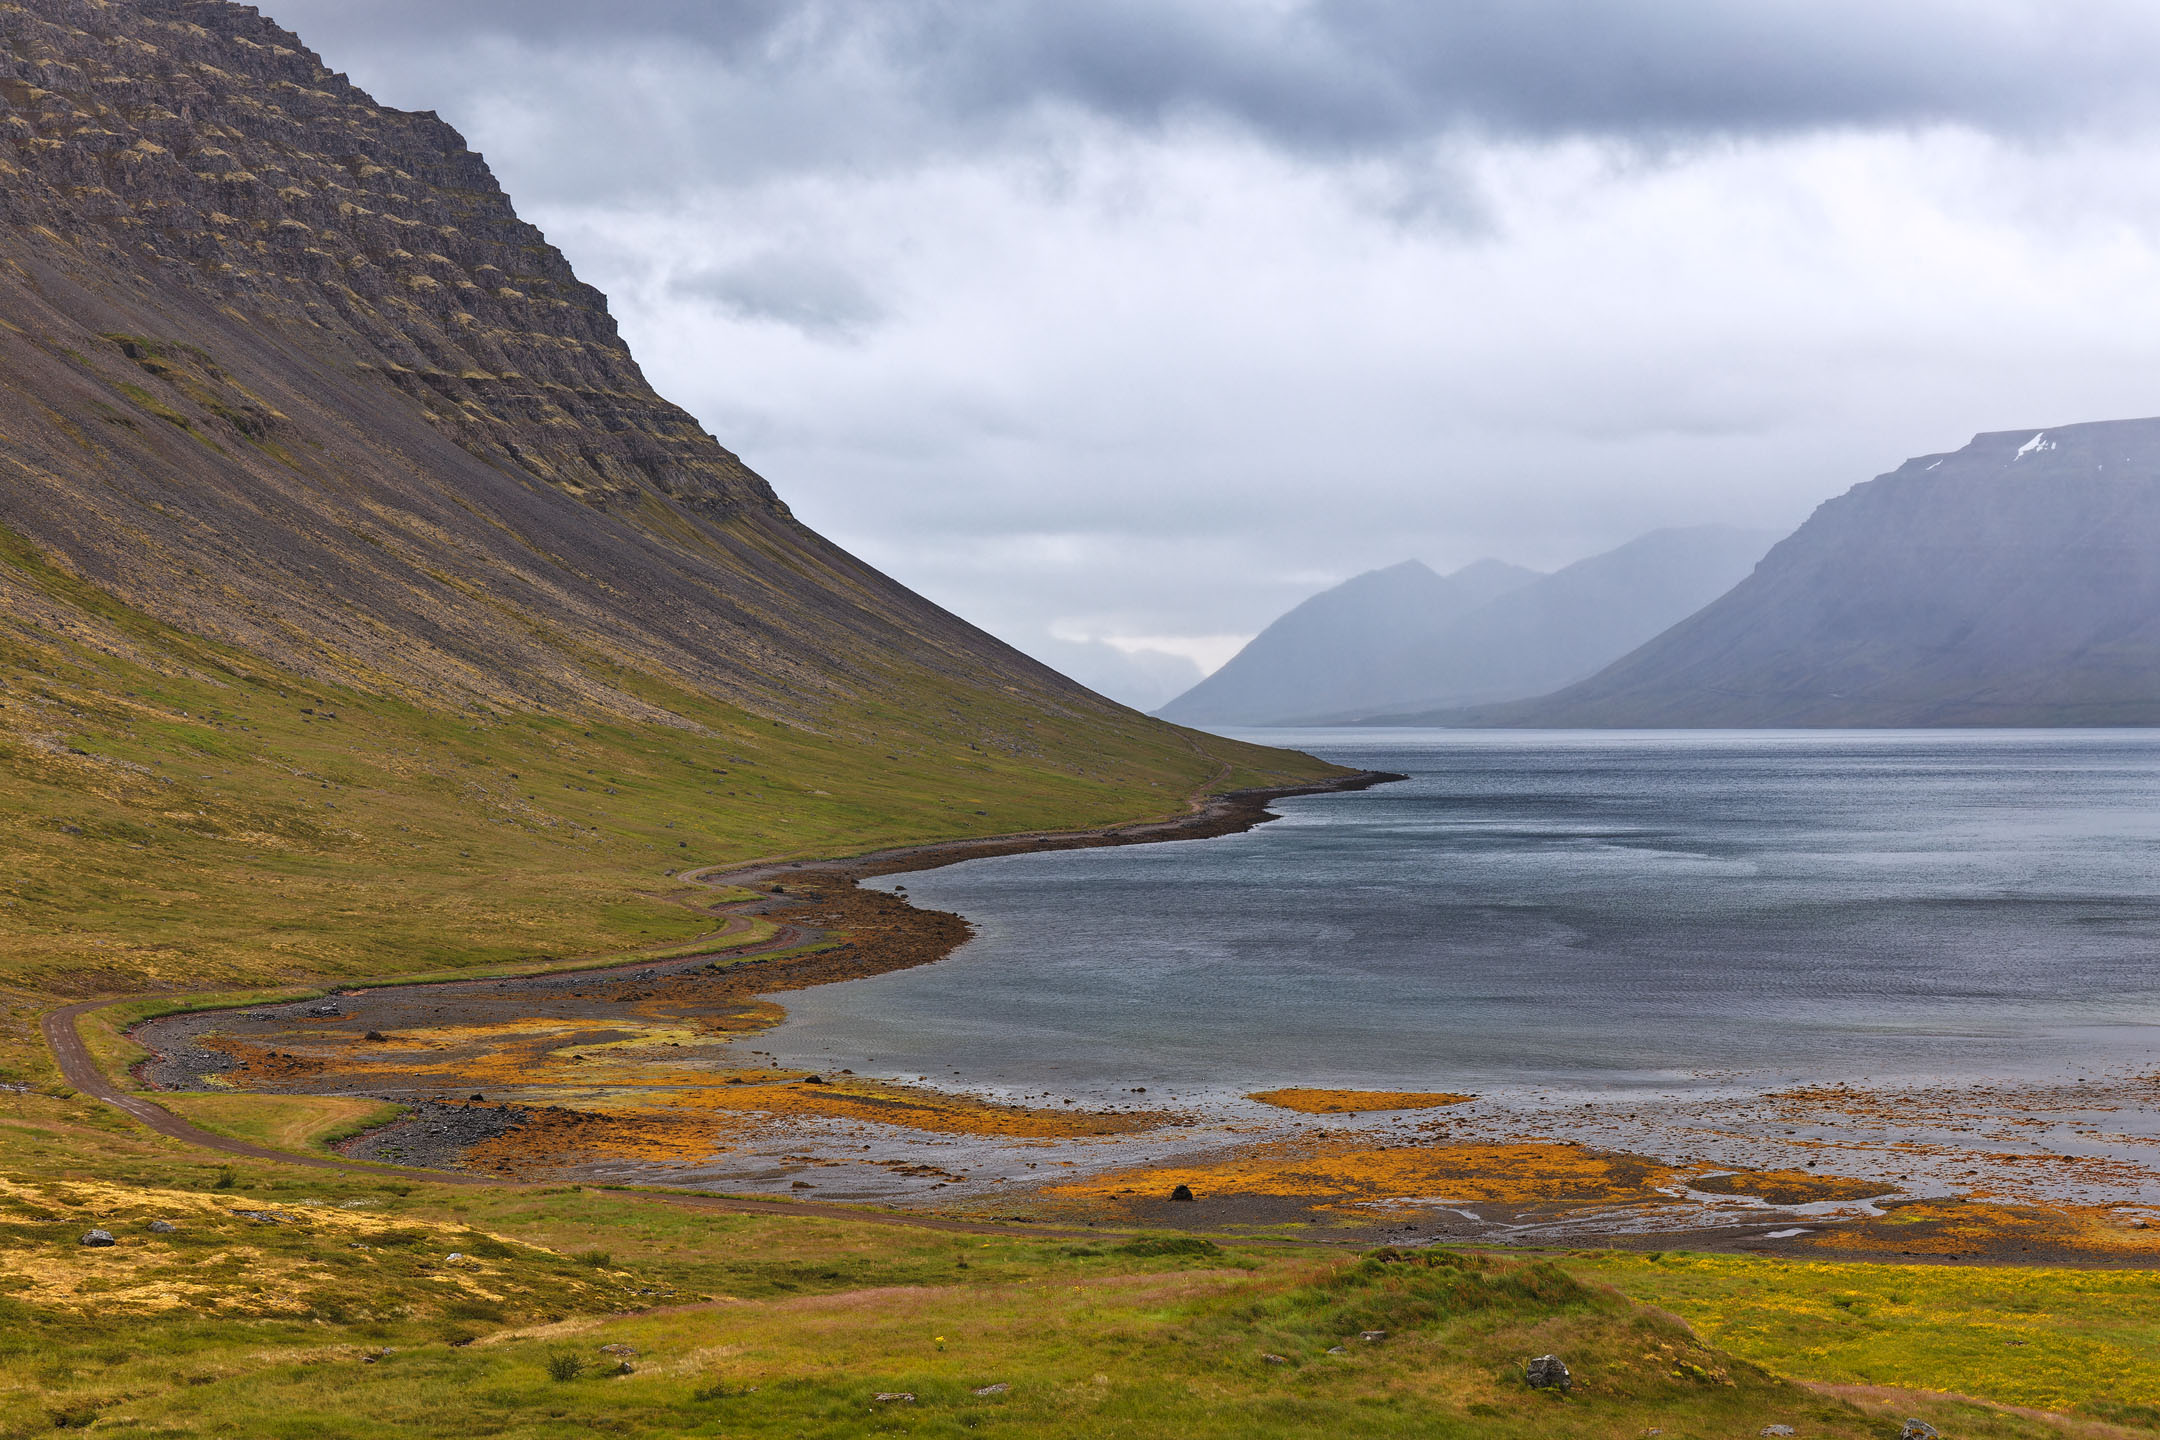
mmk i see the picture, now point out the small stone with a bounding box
[873,1392,916,1403]
[1761,1428,1797,1437]
[972,1383,1010,1396]
[802,1075,827,1085]
[308,1004,341,1017]
[1525,1354,1571,1392]
[1359,1330,1387,1342]
[445,1252,465,1263]
[1899,1422,1940,1440]
[1326,1346,1346,1355]
[79,1229,115,1247]
[1260,1353,1289,1365]
[1170,1184,1196,1202]
[599,1344,638,1358]
[364,1031,387,1042]
[147,1219,177,1234]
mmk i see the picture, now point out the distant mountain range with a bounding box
[1463,420,2160,727]
[1153,557,1542,725]
[1156,527,1774,726]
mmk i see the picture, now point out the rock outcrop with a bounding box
[0,0,764,515]
[0,0,1135,731]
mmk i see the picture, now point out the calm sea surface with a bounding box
[767,731,2160,1099]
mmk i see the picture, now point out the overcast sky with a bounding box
[261,1,2160,707]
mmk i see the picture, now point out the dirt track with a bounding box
[38,772,1397,1227]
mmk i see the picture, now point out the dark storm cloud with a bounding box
[266,0,2160,166]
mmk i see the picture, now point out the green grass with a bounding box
[0,1128,1880,1440]
[1578,1247,2160,1421]
[155,1093,410,1155]
[0,523,1337,1088]
[0,1097,2141,1439]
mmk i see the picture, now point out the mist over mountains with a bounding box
[1158,527,1773,726]
[1153,556,1541,726]
[1472,420,2160,727]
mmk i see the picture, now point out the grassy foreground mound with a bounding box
[0,1109,2145,1440]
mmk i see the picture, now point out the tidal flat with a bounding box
[116,731,2160,1265]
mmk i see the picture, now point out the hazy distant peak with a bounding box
[1156,532,1769,727]
[1466,417,2160,727]
[1444,557,1544,607]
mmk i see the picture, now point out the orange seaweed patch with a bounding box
[458,1077,1169,1176]
[197,1035,325,1085]
[462,1105,745,1173]
[1799,1197,2160,1261]
[1690,1170,1895,1205]
[1047,1138,1679,1208]
[1247,1088,1473,1114]
[659,1079,1162,1137]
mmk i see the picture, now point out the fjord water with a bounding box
[769,731,2160,1098]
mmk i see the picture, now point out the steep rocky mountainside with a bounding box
[1477,420,2160,727]
[1155,558,1541,726]
[0,0,1192,737]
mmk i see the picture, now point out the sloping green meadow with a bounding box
[0,529,1333,1085]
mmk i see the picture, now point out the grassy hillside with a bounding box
[0,525,1333,1082]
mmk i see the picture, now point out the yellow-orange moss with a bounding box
[1246,1088,1473,1114]
[1690,1170,1895,1205]
[1046,1138,1681,1209]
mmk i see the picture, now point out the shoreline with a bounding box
[684,767,1406,892]
[59,770,1400,1179]
[77,761,2160,1269]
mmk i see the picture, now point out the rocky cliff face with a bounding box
[0,0,765,516]
[0,0,1119,728]
[1478,420,2160,727]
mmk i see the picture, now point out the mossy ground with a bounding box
[0,527,1332,1089]
[1575,1248,2160,1422]
[2,545,2153,1436]
[0,1100,2151,1439]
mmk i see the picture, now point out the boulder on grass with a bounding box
[1525,1354,1571,1392]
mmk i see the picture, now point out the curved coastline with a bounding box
[49,769,1404,1180]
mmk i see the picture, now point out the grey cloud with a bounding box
[673,252,887,339]
[263,0,2160,177]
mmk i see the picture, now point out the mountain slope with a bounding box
[0,0,1342,1004]
[0,0,1074,721]
[1154,558,1541,725]
[1474,420,2160,727]
[1346,526,1777,721]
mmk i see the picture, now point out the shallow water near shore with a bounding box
[769,729,2160,1105]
